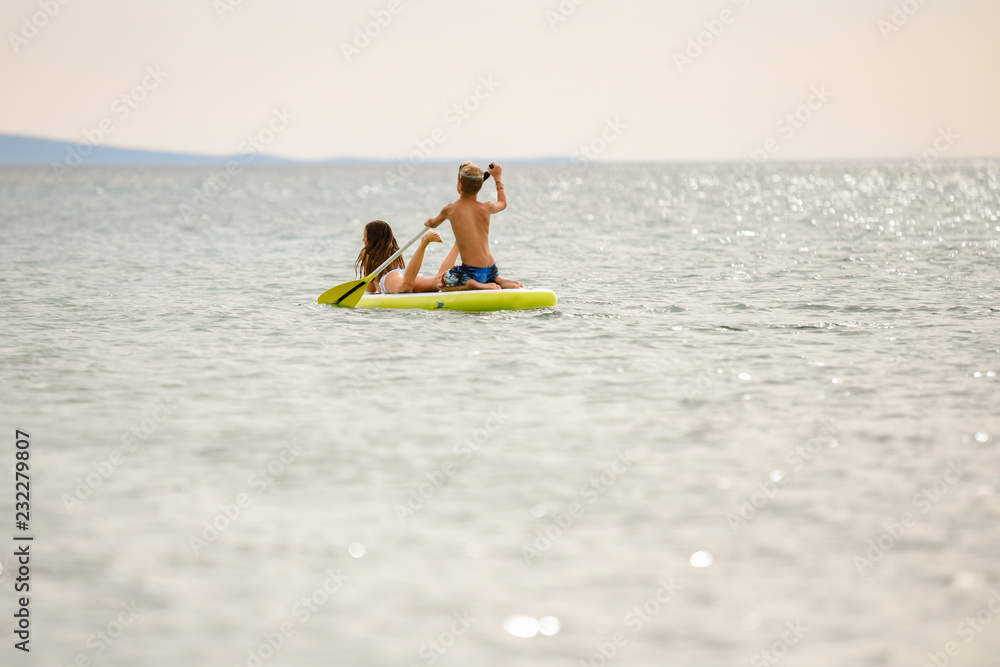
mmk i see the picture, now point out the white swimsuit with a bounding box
[378,268,405,294]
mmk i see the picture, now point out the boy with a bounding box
[424,162,523,290]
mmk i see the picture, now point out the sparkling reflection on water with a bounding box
[0,161,998,666]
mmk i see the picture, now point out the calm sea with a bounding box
[1,161,998,666]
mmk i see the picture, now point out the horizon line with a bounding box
[1,132,997,167]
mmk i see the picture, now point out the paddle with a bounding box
[317,229,426,307]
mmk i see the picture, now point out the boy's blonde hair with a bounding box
[458,161,485,196]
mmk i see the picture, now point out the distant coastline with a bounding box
[0,133,571,167]
[2,133,994,169]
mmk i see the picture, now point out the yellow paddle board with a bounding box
[352,289,557,312]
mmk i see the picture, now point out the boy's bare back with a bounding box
[436,198,498,267]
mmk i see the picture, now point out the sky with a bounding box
[1,0,998,163]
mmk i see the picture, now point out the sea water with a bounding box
[1,161,998,666]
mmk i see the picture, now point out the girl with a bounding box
[355,220,459,294]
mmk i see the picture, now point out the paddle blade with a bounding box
[317,279,369,307]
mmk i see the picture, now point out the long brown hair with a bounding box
[355,220,405,282]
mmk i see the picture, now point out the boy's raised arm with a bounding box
[425,206,449,228]
[488,163,506,213]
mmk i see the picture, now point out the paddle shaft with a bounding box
[334,228,426,305]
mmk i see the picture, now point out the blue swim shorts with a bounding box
[441,263,500,287]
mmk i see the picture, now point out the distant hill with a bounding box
[0,133,571,167]
[0,133,296,167]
